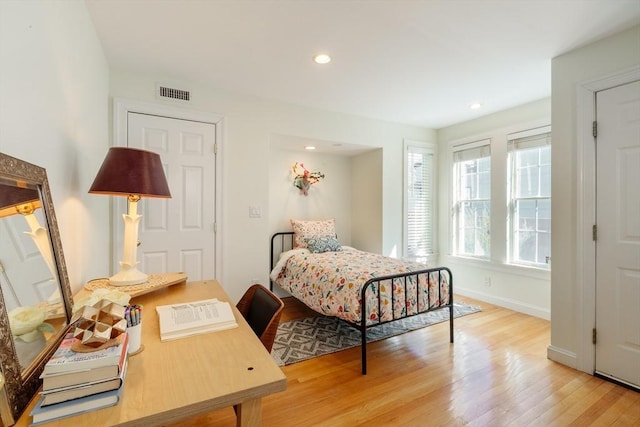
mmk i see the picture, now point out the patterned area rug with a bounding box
[271,302,481,366]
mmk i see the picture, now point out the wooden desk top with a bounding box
[17,280,287,426]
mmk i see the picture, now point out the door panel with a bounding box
[595,80,640,388]
[122,112,216,282]
[0,213,57,309]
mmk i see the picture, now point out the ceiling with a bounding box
[86,0,640,130]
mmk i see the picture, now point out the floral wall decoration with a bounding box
[292,162,324,196]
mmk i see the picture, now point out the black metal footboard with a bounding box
[353,267,453,374]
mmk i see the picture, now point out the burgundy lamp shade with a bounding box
[0,184,41,218]
[89,147,171,198]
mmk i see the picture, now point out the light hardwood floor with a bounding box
[175,296,640,426]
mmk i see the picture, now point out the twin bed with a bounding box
[269,219,453,374]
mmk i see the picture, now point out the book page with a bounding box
[173,300,222,325]
[156,299,237,340]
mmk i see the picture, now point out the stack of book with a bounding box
[30,332,129,425]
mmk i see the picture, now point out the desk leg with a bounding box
[236,398,262,427]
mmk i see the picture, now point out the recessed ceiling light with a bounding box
[313,53,331,64]
[305,146,316,150]
[469,102,482,110]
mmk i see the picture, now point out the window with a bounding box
[452,140,491,258]
[507,128,551,268]
[405,143,435,261]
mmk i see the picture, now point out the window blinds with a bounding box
[507,132,551,151]
[407,146,434,257]
[452,139,491,162]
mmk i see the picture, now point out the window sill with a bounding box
[442,254,550,281]
[402,253,439,265]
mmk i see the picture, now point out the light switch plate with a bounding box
[249,205,261,218]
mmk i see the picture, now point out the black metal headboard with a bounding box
[270,232,294,290]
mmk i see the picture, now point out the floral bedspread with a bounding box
[270,247,450,325]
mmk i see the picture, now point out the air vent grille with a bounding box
[158,86,190,101]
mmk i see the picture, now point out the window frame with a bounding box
[507,126,552,269]
[403,140,437,263]
[451,139,492,260]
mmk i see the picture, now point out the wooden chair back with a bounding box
[236,284,284,352]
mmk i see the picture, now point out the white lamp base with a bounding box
[110,197,148,287]
[109,264,148,287]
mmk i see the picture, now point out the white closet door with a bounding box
[595,80,640,388]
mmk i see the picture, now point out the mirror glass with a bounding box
[0,178,66,370]
[0,153,74,424]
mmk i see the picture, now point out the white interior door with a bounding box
[595,80,640,388]
[0,212,57,309]
[120,112,216,281]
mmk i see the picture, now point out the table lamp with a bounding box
[89,147,171,286]
[0,185,56,280]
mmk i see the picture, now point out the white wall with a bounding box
[268,146,353,246]
[0,1,109,293]
[437,98,552,319]
[549,25,640,370]
[110,71,433,302]
[351,149,383,253]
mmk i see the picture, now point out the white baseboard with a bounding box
[547,345,578,369]
[455,286,550,320]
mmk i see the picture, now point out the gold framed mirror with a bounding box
[0,153,74,424]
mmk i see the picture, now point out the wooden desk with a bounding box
[17,280,287,427]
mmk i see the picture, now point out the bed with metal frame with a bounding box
[270,232,454,374]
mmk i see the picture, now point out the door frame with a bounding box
[112,97,224,281]
[576,65,640,374]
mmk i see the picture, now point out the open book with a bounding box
[156,298,238,341]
